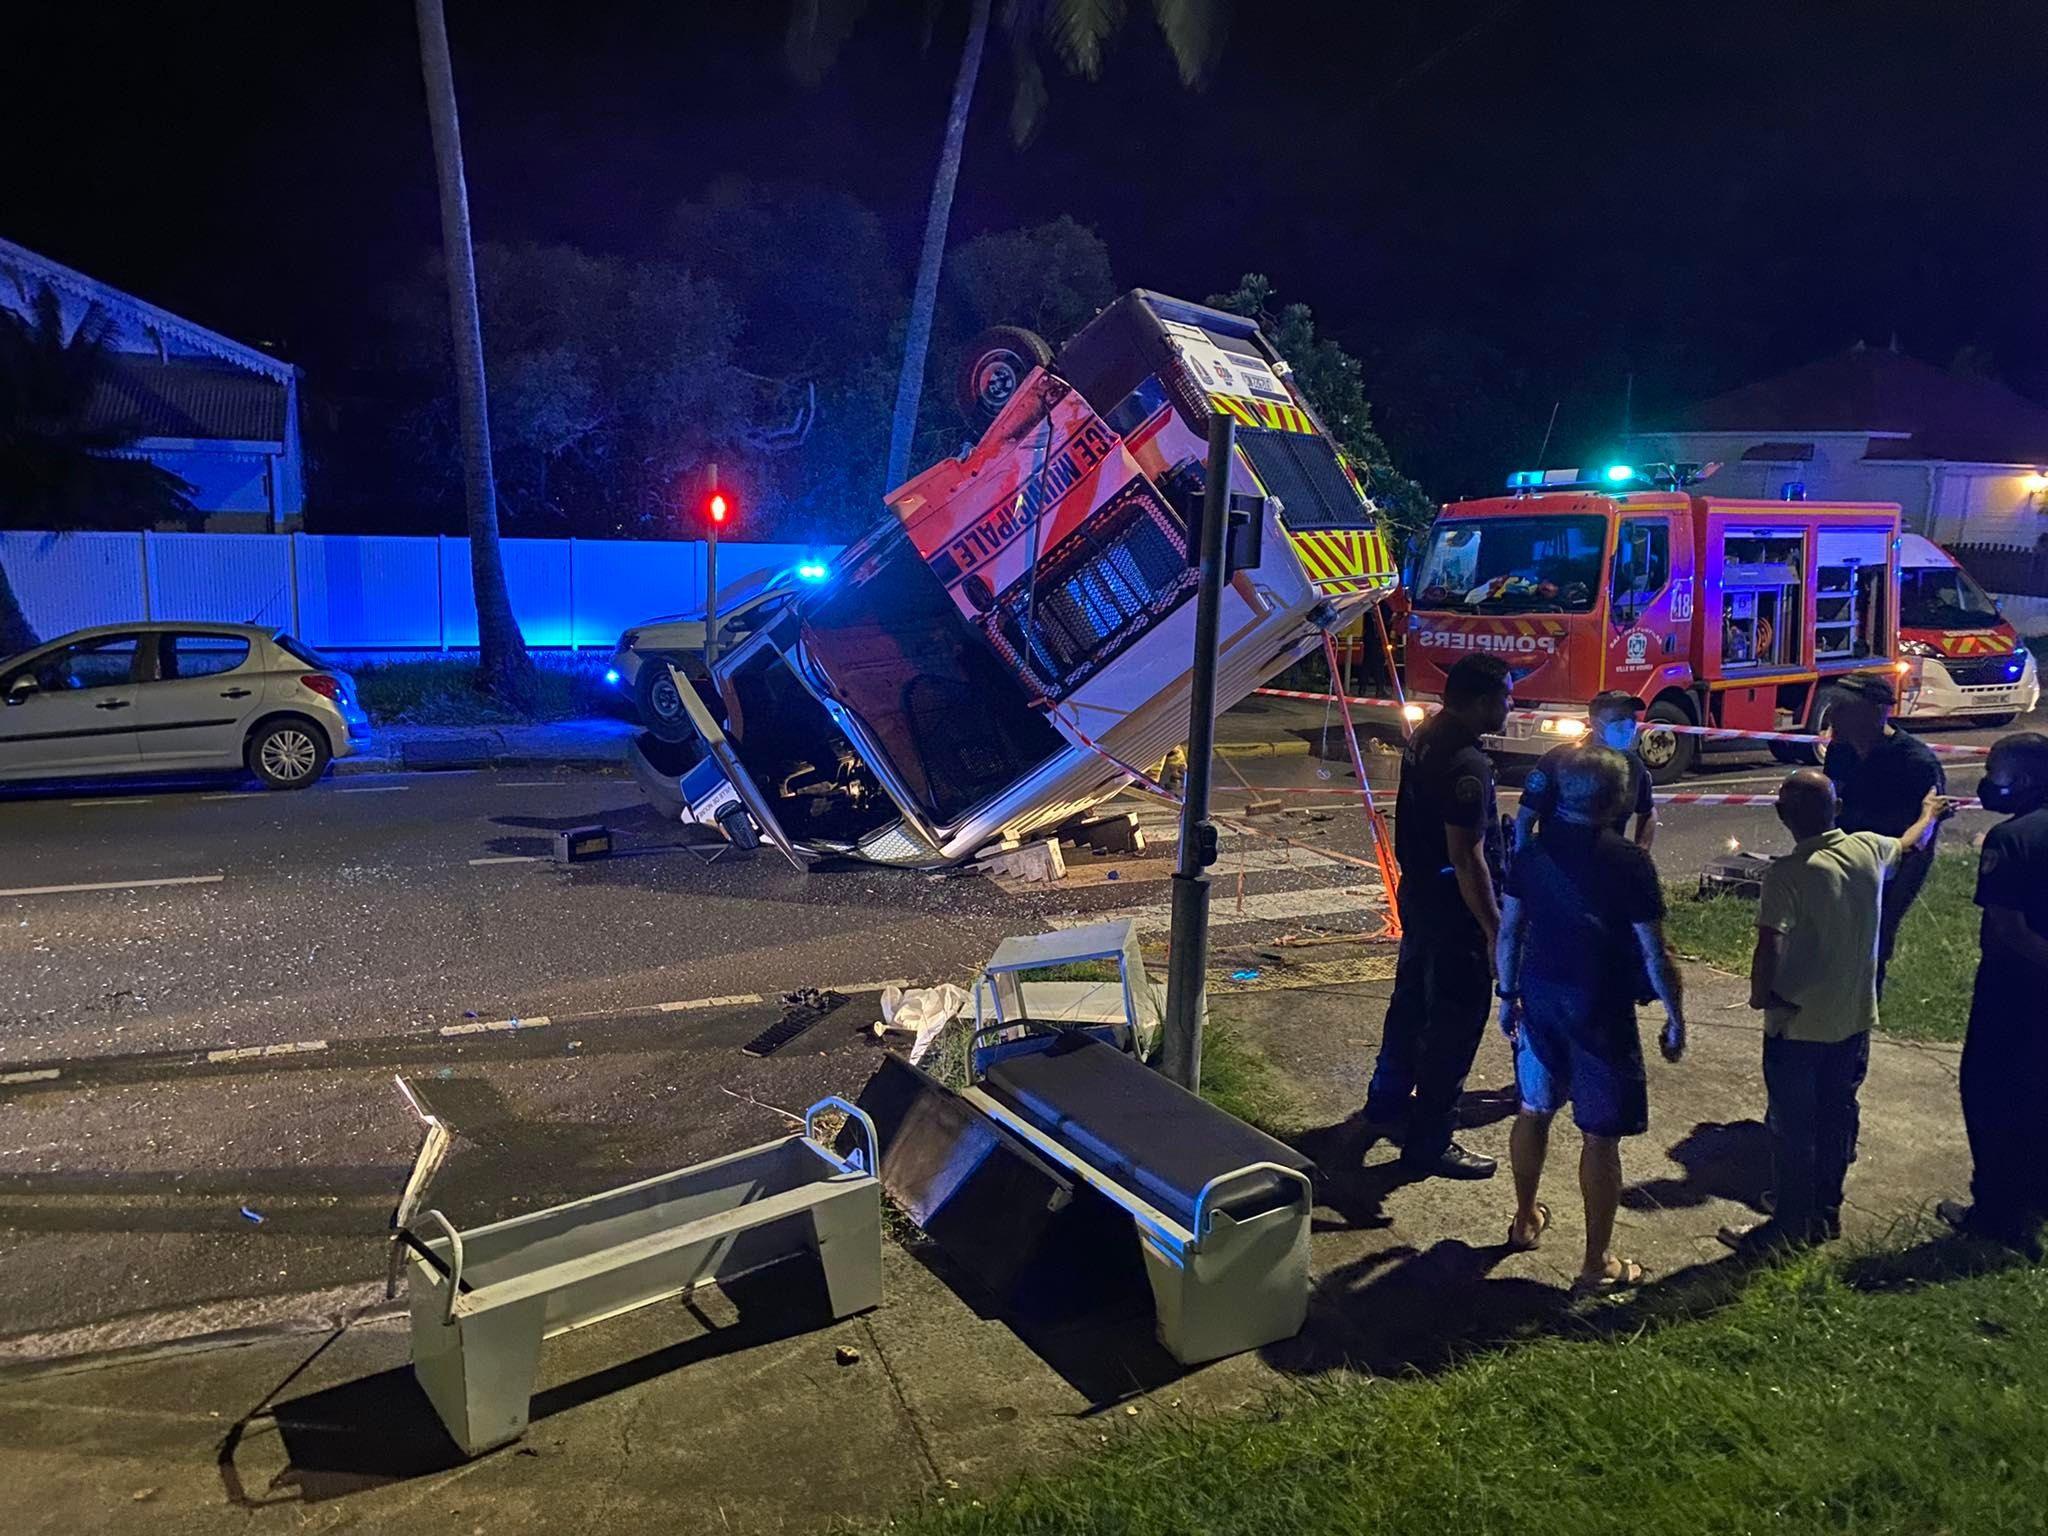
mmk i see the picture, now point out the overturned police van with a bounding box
[628,289,1399,870]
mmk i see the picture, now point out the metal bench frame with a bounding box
[401,1097,880,1456]
[961,1039,1311,1366]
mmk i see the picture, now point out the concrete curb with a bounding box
[336,752,625,777]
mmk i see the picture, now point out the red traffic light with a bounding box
[706,491,730,525]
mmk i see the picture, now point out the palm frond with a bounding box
[1149,0,1226,87]
[786,0,870,86]
[1043,0,1126,78]
[1007,25,1051,145]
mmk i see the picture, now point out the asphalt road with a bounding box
[0,705,2034,1352]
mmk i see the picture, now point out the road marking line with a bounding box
[204,1040,328,1064]
[199,792,254,801]
[0,1069,60,1086]
[813,979,910,996]
[339,785,409,794]
[658,994,764,1011]
[498,780,572,787]
[0,874,224,898]
[467,855,547,866]
[66,799,154,808]
[1054,883,1385,936]
[439,1015,552,1037]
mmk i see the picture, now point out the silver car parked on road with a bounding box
[0,623,370,790]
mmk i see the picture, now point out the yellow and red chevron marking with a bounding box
[1286,527,1399,593]
[1209,392,1315,433]
[1935,631,2017,657]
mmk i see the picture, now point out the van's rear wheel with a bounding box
[1772,685,1849,768]
[956,326,1052,430]
[1639,699,1696,785]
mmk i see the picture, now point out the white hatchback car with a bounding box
[0,623,370,790]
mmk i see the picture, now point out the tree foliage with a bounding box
[1208,274,1436,552]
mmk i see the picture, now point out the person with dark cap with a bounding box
[1823,672,1946,992]
[1365,653,1514,1179]
[1722,768,1953,1254]
[1497,746,1686,1294]
[1515,690,1657,852]
[1939,732,2048,1257]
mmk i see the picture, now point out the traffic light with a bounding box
[706,490,730,525]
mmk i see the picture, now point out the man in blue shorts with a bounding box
[1496,746,1687,1293]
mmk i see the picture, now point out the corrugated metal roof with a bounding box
[1658,347,2048,466]
[84,355,287,443]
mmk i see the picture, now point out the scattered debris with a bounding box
[835,1344,863,1366]
[130,1488,157,1502]
[873,983,970,1066]
[743,989,849,1058]
[972,839,1067,885]
[1230,968,1262,982]
[1125,1404,1140,1416]
[1106,868,1121,881]
[239,1206,264,1224]
[716,1085,803,1126]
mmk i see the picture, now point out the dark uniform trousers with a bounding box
[1961,974,2046,1240]
[1876,846,1934,996]
[1366,891,1492,1159]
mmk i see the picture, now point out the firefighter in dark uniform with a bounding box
[1823,673,1945,994]
[1940,732,2048,1257]
[1366,653,1515,1178]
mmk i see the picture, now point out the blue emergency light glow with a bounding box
[796,563,828,581]
[1605,464,1636,483]
[604,668,621,686]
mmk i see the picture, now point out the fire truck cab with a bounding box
[1404,465,1905,781]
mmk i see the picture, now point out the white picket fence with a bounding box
[0,530,829,651]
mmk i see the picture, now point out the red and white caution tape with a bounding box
[1656,792,1983,809]
[1251,687,1992,757]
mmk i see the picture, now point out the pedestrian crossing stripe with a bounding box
[1286,527,1399,594]
[1209,392,1315,433]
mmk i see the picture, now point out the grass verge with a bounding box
[867,1234,2048,1534]
[348,654,631,726]
[1662,845,1981,1043]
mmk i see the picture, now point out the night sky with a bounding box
[7,0,2044,500]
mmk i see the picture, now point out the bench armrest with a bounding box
[807,1096,879,1176]
[401,1208,467,1327]
[1191,1163,1312,1248]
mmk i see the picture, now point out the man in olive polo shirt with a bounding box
[1720,769,1953,1254]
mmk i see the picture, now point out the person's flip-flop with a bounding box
[1506,1201,1551,1253]
[1570,1258,1646,1297]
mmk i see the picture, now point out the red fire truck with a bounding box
[1403,465,1906,781]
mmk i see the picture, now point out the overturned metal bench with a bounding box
[959,1030,1313,1366]
[400,1097,881,1456]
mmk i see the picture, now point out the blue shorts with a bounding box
[1513,997,1649,1138]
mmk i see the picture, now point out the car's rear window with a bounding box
[274,633,334,669]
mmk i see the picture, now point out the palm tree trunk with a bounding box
[883,0,991,491]
[414,0,534,705]
[0,559,37,657]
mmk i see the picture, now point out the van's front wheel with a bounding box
[1639,699,1697,785]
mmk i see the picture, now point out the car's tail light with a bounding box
[300,674,341,701]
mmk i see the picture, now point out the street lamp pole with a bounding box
[1159,412,1236,1090]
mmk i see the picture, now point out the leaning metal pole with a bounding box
[1159,413,1236,1090]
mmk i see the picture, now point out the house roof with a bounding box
[87,354,287,443]
[0,233,294,384]
[1656,346,2048,467]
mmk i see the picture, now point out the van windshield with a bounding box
[1901,566,2003,630]
[1413,516,1607,614]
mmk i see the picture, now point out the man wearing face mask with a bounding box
[1823,674,1945,993]
[1939,732,2048,1256]
[1515,691,1657,852]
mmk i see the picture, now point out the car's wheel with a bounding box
[635,658,694,743]
[1639,698,1697,785]
[956,325,1053,430]
[1976,713,2017,729]
[247,718,331,790]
